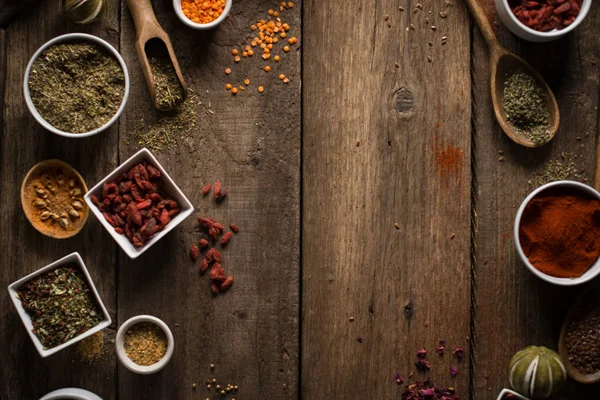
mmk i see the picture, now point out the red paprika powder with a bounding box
[519,190,600,278]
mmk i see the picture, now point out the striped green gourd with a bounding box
[509,346,566,399]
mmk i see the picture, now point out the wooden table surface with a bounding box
[1,0,599,399]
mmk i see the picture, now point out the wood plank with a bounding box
[0,1,120,399]
[117,0,300,398]
[471,1,600,398]
[302,1,473,398]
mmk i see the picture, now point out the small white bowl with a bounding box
[497,388,530,400]
[40,388,103,400]
[116,315,174,374]
[495,0,591,42]
[173,0,232,30]
[7,252,112,358]
[83,148,194,259]
[514,180,600,286]
[24,33,130,138]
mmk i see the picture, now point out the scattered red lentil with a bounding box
[225,68,231,75]
[258,86,264,93]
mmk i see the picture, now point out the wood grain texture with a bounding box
[117,1,300,399]
[0,1,120,399]
[471,1,600,398]
[302,1,473,398]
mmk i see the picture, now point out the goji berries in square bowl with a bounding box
[84,148,193,259]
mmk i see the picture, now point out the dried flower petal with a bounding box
[416,349,427,359]
[450,365,458,377]
[453,347,464,361]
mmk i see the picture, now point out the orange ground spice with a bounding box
[181,0,225,24]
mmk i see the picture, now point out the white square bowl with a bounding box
[84,148,193,259]
[7,252,112,358]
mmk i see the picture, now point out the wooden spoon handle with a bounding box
[126,0,161,38]
[465,0,502,55]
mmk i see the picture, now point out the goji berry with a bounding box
[199,239,209,248]
[214,180,222,198]
[202,184,211,195]
[190,244,200,260]
[200,259,209,274]
[221,232,233,246]
[229,223,240,233]
[220,275,234,291]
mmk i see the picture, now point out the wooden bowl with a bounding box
[558,289,600,384]
[21,159,89,239]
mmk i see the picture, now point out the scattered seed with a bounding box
[410,24,415,30]
[450,233,456,240]
[428,55,432,62]
[440,11,447,18]
[498,156,504,162]
[431,25,437,30]
[394,223,400,229]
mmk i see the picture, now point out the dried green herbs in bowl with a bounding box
[24,33,130,138]
[7,252,111,357]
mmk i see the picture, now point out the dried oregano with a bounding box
[28,42,125,133]
[502,71,550,145]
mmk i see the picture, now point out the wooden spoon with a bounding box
[465,0,559,148]
[126,0,187,111]
[558,288,600,384]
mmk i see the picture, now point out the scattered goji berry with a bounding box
[221,232,233,246]
[229,223,240,233]
[190,244,200,260]
[220,275,234,291]
[199,239,209,248]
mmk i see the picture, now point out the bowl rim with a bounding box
[115,315,174,374]
[514,180,600,286]
[172,0,232,30]
[499,0,591,38]
[496,388,530,400]
[20,159,90,239]
[23,33,130,138]
[6,252,112,358]
[39,387,103,400]
[83,148,194,259]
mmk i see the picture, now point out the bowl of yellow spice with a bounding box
[116,315,174,374]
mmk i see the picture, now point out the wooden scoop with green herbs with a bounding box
[466,0,559,148]
[126,0,186,111]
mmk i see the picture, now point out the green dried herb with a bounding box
[502,71,550,145]
[28,42,125,133]
[130,90,198,153]
[17,264,103,349]
[149,56,185,110]
[531,152,586,186]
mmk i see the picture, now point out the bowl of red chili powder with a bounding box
[515,181,600,285]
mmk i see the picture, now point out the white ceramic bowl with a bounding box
[514,180,600,286]
[24,33,130,138]
[496,388,530,400]
[116,315,174,374]
[173,0,232,30]
[40,388,103,400]
[495,0,591,42]
[83,148,194,259]
[7,252,112,358]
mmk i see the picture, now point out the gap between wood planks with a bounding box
[468,18,478,400]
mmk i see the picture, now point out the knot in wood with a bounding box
[393,87,416,119]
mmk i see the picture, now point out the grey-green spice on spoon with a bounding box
[466,0,559,148]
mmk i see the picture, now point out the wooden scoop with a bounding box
[465,0,560,148]
[558,288,600,384]
[126,0,186,111]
